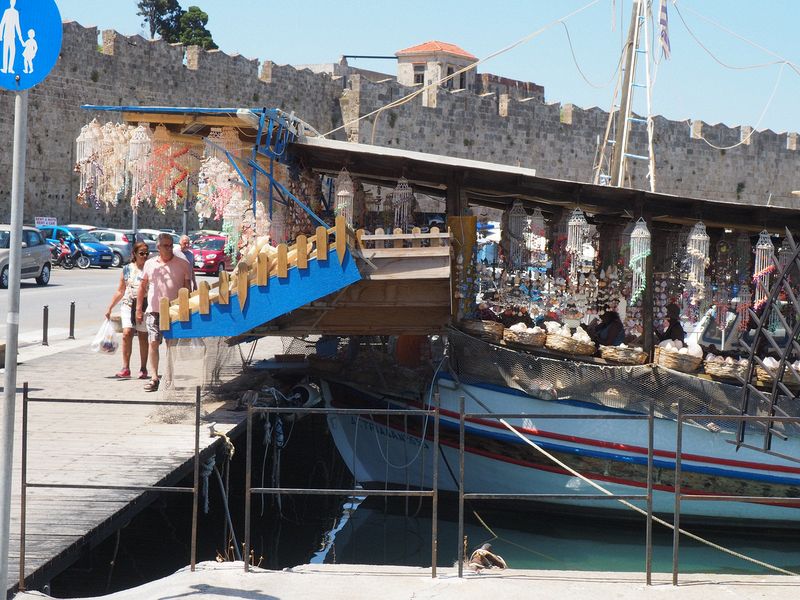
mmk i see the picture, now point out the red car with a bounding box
[191,235,231,275]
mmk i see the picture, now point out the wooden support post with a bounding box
[237,263,249,311]
[375,228,385,249]
[159,297,171,331]
[393,228,403,249]
[431,226,441,246]
[335,215,347,264]
[316,226,328,261]
[198,281,210,314]
[178,288,190,322]
[256,253,268,286]
[296,235,308,269]
[219,271,230,305]
[411,227,422,248]
[277,244,288,277]
[356,229,365,249]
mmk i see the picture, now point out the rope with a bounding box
[321,0,603,140]
[448,370,796,576]
[497,417,797,576]
[561,20,625,89]
[692,63,785,151]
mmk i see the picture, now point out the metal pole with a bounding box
[457,395,465,578]
[190,386,200,571]
[42,305,49,346]
[645,398,654,585]
[244,403,253,572]
[132,207,138,236]
[182,177,190,237]
[431,391,440,578]
[18,383,28,591]
[68,301,76,340]
[1,89,29,593]
[672,403,684,585]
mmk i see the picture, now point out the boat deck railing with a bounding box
[455,396,657,582]
[242,400,442,577]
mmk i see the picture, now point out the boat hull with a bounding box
[322,376,800,525]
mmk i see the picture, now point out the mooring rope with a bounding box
[448,372,797,576]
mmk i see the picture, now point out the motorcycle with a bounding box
[50,241,91,270]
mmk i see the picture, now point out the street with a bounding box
[0,267,215,349]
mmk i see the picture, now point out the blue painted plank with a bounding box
[164,246,361,339]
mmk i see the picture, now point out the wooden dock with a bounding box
[4,337,251,596]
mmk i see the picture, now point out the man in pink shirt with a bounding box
[136,233,192,392]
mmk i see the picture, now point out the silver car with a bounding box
[0,225,52,288]
[93,229,135,267]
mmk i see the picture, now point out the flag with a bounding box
[659,0,671,59]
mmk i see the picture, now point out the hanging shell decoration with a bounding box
[392,177,415,232]
[628,219,651,304]
[334,168,354,227]
[752,230,775,311]
[687,221,710,302]
[507,200,527,270]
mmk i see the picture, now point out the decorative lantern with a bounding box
[507,200,527,270]
[392,177,414,232]
[566,208,589,284]
[628,218,651,304]
[334,168,354,227]
[687,221,710,301]
[752,230,775,311]
[526,207,547,267]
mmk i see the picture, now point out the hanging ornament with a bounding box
[778,237,792,282]
[628,219,651,304]
[391,177,414,232]
[752,230,775,311]
[736,286,752,331]
[566,208,589,284]
[334,168,354,227]
[686,221,710,303]
[507,200,527,270]
[74,119,104,207]
[128,124,153,207]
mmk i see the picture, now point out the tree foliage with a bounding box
[136,0,184,41]
[136,1,217,49]
[179,6,218,50]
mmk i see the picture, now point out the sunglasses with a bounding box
[137,251,149,256]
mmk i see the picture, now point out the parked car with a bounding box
[0,225,51,288]
[138,229,180,246]
[38,226,115,268]
[92,229,137,267]
[189,229,222,243]
[191,235,231,275]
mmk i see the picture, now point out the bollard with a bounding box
[68,301,75,340]
[42,306,48,346]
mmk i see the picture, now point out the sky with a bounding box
[53,0,800,134]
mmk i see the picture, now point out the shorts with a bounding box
[120,303,147,333]
[145,312,162,343]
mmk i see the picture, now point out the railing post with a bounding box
[244,402,253,572]
[457,395,465,578]
[41,305,48,346]
[431,391,440,578]
[68,301,75,340]
[646,398,654,585]
[190,386,200,571]
[672,401,684,585]
[18,382,28,591]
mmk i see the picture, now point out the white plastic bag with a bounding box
[91,318,119,354]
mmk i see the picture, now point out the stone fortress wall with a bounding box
[1,22,797,229]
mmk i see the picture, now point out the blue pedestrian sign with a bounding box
[0,0,62,91]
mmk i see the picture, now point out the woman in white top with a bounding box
[105,241,150,379]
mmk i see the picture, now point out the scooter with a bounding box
[50,243,75,269]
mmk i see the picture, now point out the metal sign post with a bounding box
[0,0,62,592]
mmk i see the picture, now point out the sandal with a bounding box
[115,368,131,379]
[138,369,148,380]
[144,378,160,392]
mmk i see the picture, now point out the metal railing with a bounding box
[243,398,441,576]
[672,411,800,585]
[18,384,202,592]
[456,395,656,582]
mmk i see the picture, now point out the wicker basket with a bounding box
[503,328,547,348]
[703,360,746,382]
[654,347,702,373]
[545,334,596,356]
[755,365,800,388]
[460,319,504,342]
[600,345,648,365]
